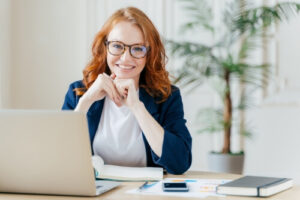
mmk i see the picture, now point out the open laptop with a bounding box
[0,110,120,196]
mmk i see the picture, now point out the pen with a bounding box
[138,181,149,191]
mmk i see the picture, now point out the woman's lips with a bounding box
[116,64,135,70]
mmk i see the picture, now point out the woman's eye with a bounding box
[133,46,144,52]
[112,44,123,49]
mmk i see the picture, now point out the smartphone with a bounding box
[162,182,189,192]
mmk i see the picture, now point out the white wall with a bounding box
[0,0,11,108]
[244,10,300,183]
[2,0,300,183]
[246,106,300,183]
[277,15,300,89]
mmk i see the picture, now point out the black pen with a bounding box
[138,181,149,191]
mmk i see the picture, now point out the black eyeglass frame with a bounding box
[105,40,150,59]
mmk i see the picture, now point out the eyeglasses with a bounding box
[105,41,149,59]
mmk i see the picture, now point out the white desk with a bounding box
[0,171,299,200]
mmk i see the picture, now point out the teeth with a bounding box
[117,64,134,69]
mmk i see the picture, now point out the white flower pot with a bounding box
[208,152,244,174]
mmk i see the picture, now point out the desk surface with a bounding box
[0,171,299,200]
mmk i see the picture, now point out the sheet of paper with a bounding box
[127,178,231,198]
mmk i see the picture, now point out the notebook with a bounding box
[0,110,120,196]
[92,155,163,181]
[216,175,293,197]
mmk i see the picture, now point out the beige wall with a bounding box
[10,0,87,109]
[0,0,11,108]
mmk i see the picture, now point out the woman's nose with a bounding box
[120,47,133,61]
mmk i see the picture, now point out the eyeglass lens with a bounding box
[107,41,147,58]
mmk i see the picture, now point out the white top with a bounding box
[92,96,147,167]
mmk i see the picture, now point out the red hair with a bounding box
[75,7,171,102]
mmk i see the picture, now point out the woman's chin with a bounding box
[114,72,134,79]
[114,74,128,79]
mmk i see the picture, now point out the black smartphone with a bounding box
[162,182,189,192]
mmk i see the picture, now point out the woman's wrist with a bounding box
[74,95,94,113]
[130,101,145,116]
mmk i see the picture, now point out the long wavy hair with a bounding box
[75,7,171,102]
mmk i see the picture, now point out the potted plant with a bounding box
[167,0,300,173]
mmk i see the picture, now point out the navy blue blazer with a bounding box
[62,81,192,174]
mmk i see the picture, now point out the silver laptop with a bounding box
[0,110,120,196]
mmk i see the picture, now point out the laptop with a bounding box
[0,110,120,196]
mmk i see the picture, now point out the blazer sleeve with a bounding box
[151,89,192,174]
[61,82,80,110]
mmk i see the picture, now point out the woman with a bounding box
[62,7,192,174]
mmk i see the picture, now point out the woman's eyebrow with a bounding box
[108,39,145,45]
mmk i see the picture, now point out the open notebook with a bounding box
[92,156,163,181]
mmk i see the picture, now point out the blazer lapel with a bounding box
[87,99,105,150]
[139,87,159,117]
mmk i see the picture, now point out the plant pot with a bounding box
[208,152,244,174]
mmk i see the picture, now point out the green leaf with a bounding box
[233,2,300,35]
[178,0,214,33]
[196,108,224,134]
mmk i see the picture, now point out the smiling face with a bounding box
[106,21,147,86]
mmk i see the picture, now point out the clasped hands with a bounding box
[83,73,140,108]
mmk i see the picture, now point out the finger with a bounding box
[110,73,116,80]
[108,79,122,99]
[103,73,109,77]
[94,74,103,85]
[102,83,114,100]
[114,82,127,98]
[103,79,120,100]
[103,73,115,83]
[104,81,122,103]
[102,74,118,94]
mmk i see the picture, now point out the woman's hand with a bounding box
[113,78,141,109]
[85,73,121,103]
[75,73,122,112]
